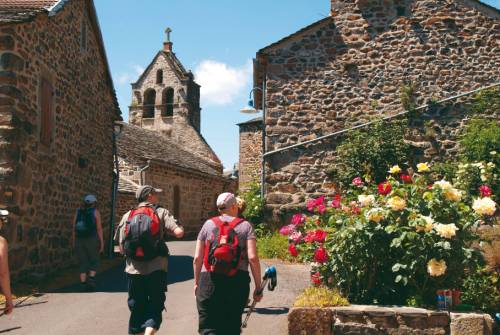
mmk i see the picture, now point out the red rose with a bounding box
[314,229,327,243]
[479,185,492,197]
[304,230,316,243]
[311,272,322,286]
[314,246,329,263]
[401,174,412,183]
[378,181,392,195]
[288,243,299,257]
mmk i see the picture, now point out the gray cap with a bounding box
[216,192,237,210]
[136,185,163,202]
[84,194,97,204]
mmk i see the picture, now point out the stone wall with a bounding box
[0,0,119,278]
[238,119,263,190]
[289,306,495,335]
[253,0,500,223]
[119,161,236,238]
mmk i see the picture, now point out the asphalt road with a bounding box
[1,241,309,335]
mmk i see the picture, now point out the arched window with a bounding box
[156,69,163,84]
[143,89,156,118]
[162,87,174,117]
[173,185,180,219]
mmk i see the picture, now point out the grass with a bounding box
[257,231,294,261]
[1,256,123,304]
[294,286,349,308]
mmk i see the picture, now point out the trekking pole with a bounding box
[241,266,277,329]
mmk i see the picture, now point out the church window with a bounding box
[156,69,163,84]
[173,185,180,219]
[162,87,174,117]
[40,77,54,146]
[143,89,156,118]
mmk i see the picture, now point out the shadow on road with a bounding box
[0,326,22,333]
[53,255,193,293]
[253,307,289,315]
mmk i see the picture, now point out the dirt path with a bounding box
[1,241,309,335]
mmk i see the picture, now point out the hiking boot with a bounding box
[87,277,96,292]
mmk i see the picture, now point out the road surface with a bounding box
[1,241,309,335]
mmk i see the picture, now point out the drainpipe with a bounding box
[108,129,120,258]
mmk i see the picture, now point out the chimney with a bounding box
[163,27,173,52]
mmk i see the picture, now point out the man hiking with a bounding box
[116,185,184,335]
[193,192,263,335]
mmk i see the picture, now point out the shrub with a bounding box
[460,267,500,315]
[460,118,500,166]
[257,232,292,261]
[280,163,497,306]
[328,120,411,187]
[239,182,264,228]
[294,286,349,307]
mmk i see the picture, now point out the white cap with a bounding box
[84,194,97,204]
[216,192,237,210]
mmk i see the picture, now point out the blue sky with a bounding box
[94,0,499,170]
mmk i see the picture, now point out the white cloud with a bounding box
[116,64,145,86]
[195,60,252,106]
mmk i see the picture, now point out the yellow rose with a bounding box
[417,163,430,172]
[366,208,384,223]
[389,165,401,174]
[473,197,497,216]
[387,196,406,211]
[434,223,458,239]
[358,194,375,207]
[416,215,434,232]
[427,259,447,277]
[443,188,462,202]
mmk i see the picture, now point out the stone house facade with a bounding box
[238,117,262,190]
[0,0,121,277]
[117,36,234,237]
[240,0,499,223]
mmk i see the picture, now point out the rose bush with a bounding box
[280,163,498,305]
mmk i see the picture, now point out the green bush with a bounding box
[294,286,349,307]
[460,267,500,315]
[239,182,264,227]
[257,232,293,261]
[328,120,411,187]
[460,118,500,165]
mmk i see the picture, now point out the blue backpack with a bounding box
[75,208,96,238]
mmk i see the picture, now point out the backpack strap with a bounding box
[228,217,244,229]
[211,216,243,229]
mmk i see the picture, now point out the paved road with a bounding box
[1,241,309,335]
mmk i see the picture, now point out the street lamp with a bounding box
[240,81,266,201]
[108,121,123,258]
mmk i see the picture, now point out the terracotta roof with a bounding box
[0,0,58,10]
[0,0,61,22]
[117,122,222,177]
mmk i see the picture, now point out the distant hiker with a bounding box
[116,185,184,335]
[72,194,103,292]
[0,210,13,315]
[194,192,263,335]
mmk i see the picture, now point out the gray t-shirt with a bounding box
[115,202,180,275]
[197,214,256,272]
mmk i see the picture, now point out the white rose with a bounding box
[434,223,459,239]
[358,195,375,207]
[473,197,497,216]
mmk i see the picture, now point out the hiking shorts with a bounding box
[75,235,100,273]
[127,270,167,334]
[196,270,250,335]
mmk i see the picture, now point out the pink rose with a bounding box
[279,225,294,236]
[479,185,493,197]
[331,194,342,208]
[311,272,322,286]
[314,246,328,263]
[306,199,316,212]
[289,231,303,244]
[291,213,305,226]
[317,204,326,215]
[352,177,364,187]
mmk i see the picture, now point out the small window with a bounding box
[156,70,163,84]
[162,87,174,117]
[40,77,54,146]
[81,19,88,51]
[173,185,180,219]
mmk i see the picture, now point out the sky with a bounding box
[94,0,499,171]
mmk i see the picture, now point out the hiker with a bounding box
[194,192,263,335]
[116,185,184,335]
[0,210,13,315]
[72,194,103,292]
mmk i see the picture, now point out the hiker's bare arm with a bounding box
[0,238,13,314]
[193,240,204,295]
[173,226,184,238]
[248,239,263,302]
[95,210,104,253]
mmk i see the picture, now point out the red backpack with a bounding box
[123,206,168,261]
[204,216,244,276]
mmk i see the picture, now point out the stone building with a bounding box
[240,0,499,223]
[117,33,234,237]
[0,0,121,277]
[238,117,262,190]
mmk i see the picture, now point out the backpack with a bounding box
[75,208,96,238]
[123,205,168,261]
[203,216,244,276]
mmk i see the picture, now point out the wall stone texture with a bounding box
[238,119,263,191]
[0,0,120,278]
[251,0,500,224]
[289,306,494,335]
